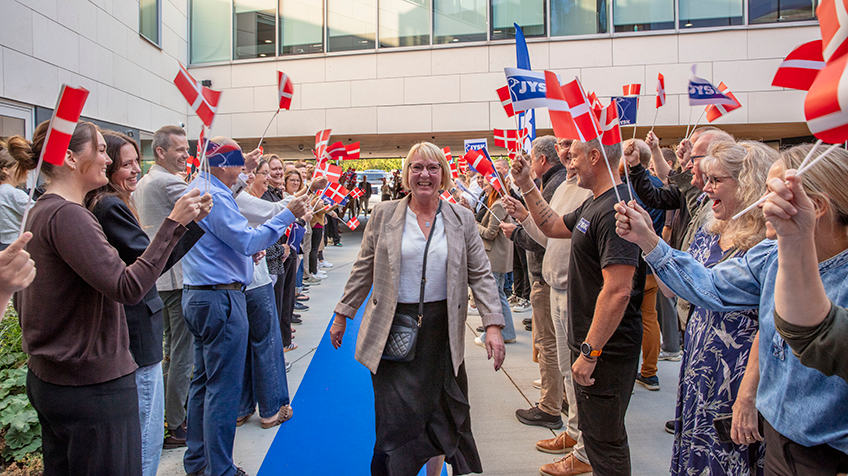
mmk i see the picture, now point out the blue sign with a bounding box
[504,67,549,113]
[611,96,638,126]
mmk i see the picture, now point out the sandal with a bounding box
[261,405,294,429]
[236,413,252,427]
[284,342,298,353]
[296,294,309,301]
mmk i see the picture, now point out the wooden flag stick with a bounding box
[599,145,624,204]
[687,109,706,140]
[257,108,280,150]
[649,109,659,133]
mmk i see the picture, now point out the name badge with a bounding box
[576,217,590,234]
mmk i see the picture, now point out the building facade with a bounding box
[0,0,820,159]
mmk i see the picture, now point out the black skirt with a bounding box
[370,300,482,476]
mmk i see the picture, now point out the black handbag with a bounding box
[382,201,442,362]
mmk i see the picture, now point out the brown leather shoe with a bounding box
[539,453,593,476]
[536,432,578,454]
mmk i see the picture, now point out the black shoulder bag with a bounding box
[382,201,442,362]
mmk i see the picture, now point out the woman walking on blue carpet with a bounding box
[331,141,506,476]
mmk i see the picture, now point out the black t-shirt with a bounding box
[562,183,646,359]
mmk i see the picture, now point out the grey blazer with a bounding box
[477,198,513,274]
[133,164,189,291]
[334,195,506,375]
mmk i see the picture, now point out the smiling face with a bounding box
[78,131,112,192]
[285,171,302,195]
[253,162,269,190]
[406,152,442,203]
[702,159,739,221]
[268,159,284,187]
[158,133,190,175]
[110,143,142,193]
[569,141,595,190]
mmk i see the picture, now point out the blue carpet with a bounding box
[257,292,447,476]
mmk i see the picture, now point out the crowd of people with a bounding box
[0,117,846,476]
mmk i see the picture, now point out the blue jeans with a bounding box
[504,271,514,296]
[296,257,304,288]
[481,271,516,341]
[135,363,165,476]
[182,289,249,476]
[239,284,290,419]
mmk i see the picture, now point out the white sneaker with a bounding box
[512,299,532,313]
[533,379,541,389]
[313,272,327,280]
[467,306,479,316]
[319,260,333,269]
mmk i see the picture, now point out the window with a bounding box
[191,0,231,63]
[551,0,608,36]
[749,0,817,23]
[328,0,377,51]
[491,0,546,40]
[613,0,674,31]
[433,0,487,44]
[379,0,431,47]
[234,0,277,59]
[680,0,742,27]
[280,0,324,54]
[139,0,160,45]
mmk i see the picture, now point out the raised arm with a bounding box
[646,131,672,183]
[510,155,572,238]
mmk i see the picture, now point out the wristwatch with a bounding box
[581,342,602,359]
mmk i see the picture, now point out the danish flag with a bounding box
[464,149,496,177]
[600,100,622,146]
[344,142,360,160]
[324,182,350,204]
[350,187,364,199]
[544,72,582,141]
[805,53,848,143]
[440,191,457,203]
[656,73,666,108]
[705,82,743,122]
[315,163,342,183]
[493,129,528,150]
[346,217,360,230]
[314,129,332,161]
[561,78,602,142]
[40,85,90,166]
[772,40,825,91]
[818,0,848,63]
[622,84,641,96]
[277,71,294,110]
[496,86,516,117]
[174,64,220,128]
[327,141,347,159]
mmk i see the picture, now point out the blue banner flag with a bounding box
[505,67,548,113]
[515,23,535,150]
[688,65,736,106]
[611,96,639,126]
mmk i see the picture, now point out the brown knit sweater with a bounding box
[20,194,187,386]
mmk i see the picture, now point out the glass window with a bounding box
[613,0,674,31]
[191,0,231,63]
[681,0,742,27]
[433,0,487,44]
[234,0,276,59]
[280,0,324,54]
[491,0,546,40]
[551,0,608,36]
[379,0,431,47]
[749,0,816,23]
[328,0,376,52]
[140,0,160,44]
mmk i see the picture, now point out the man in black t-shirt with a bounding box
[509,138,645,476]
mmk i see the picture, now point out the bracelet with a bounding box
[521,185,537,197]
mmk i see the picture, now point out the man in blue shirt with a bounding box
[181,138,309,476]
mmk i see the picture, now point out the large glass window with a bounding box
[433,0,487,44]
[551,0,608,36]
[191,0,231,63]
[680,0,742,27]
[491,0,546,40]
[280,0,324,54]
[328,0,376,51]
[140,0,160,44]
[380,0,431,47]
[749,0,816,23]
[613,0,674,31]
[234,0,276,59]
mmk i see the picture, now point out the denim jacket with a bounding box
[645,238,848,453]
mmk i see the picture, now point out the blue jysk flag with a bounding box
[611,96,638,126]
[688,66,735,106]
[504,67,549,113]
[464,139,492,174]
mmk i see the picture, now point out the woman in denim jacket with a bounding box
[614,144,848,475]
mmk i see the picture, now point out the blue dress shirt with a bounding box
[182,172,295,287]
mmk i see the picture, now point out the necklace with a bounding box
[425,221,430,227]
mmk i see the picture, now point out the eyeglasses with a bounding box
[255,170,269,176]
[705,174,733,187]
[555,141,572,149]
[409,163,441,174]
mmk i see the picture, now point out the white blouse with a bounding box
[398,206,448,304]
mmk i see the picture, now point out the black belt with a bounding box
[184,283,246,292]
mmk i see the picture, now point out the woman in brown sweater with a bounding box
[19,121,206,476]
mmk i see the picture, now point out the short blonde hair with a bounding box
[401,141,453,191]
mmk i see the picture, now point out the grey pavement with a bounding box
[158,213,680,476]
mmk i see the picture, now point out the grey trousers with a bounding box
[657,294,680,353]
[161,289,194,428]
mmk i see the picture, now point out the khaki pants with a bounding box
[530,282,561,416]
[641,275,661,378]
[550,287,589,464]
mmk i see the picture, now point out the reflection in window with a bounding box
[613,0,674,31]
[434,0,487,44]
[191,0,231,63]
[328,0,376,51]
[749,0,816,23]
[280,0,324,54]
[491,0,546,40]
[380,0,431,47]
[140,0,160,44]
[551,0,607,36]
[234,0,276,59]
[680,0,743,27]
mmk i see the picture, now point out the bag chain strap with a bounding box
[417,200,443,327]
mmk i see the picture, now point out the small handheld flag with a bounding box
[772,40,825,91]
[656,73,666,108]
[344,142,361,160]
[324,182,350,204]
[174,64,220,128]
[277,71,294,110]
[440,191,457,203]
[705,82,742,122]
[688,65,736,106]
[346,217,360,230]
[622,84,641,96]
[600,100,622,146]
[314,129,332,161]
[350,187,364,199]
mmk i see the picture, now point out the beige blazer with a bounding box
[477,198,513,274]
[334,195,506,375]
